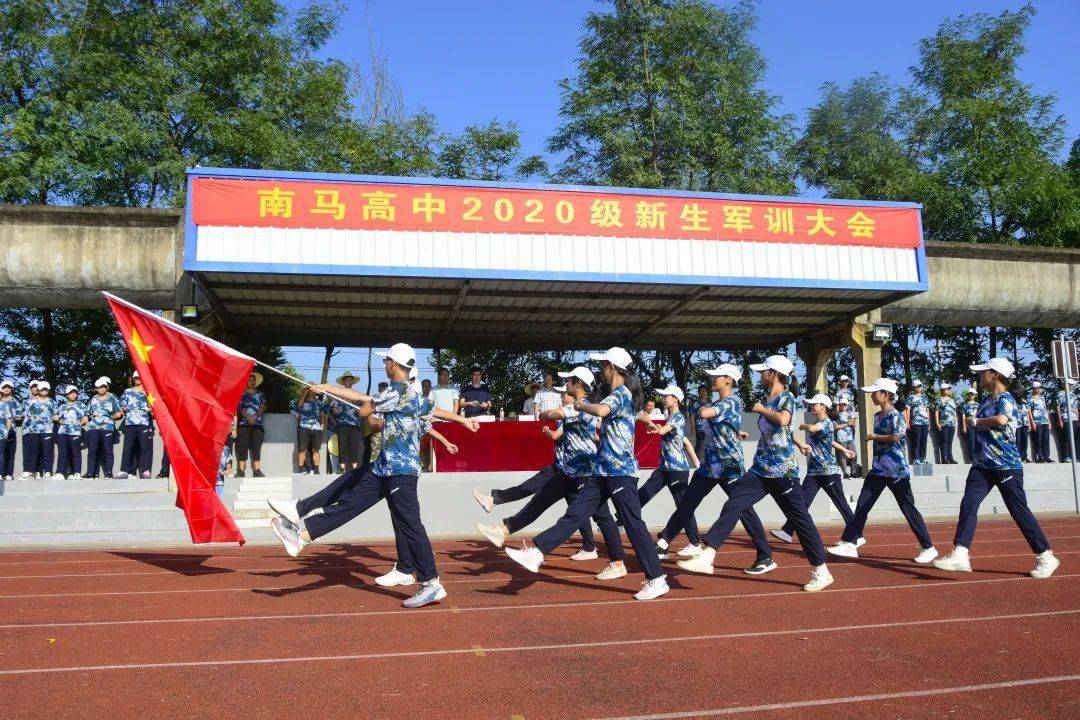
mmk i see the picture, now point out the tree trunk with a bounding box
[897,325,912,389]
[988,326,998,358]
[366,347,373,394]
[320,345,334,384]
[39,308,56,386]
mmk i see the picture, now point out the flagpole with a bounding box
[250,357,368,412]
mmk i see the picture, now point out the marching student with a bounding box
[235,371,267,477]
[472,371,607,562]
[53,385,87,479]
[475,368,628,578]
[960,388,980,462]
[270,343,453,608]
[934,357,1059,578]
[834,397,859,478]
[655,363,776,574]
[827,378,938,563]
[1029,381,1052,463]
[117,371,153,479]
[504,347,671,600]
[22,380,56,479]
[0,378,20,481]
[906,380,930,464]
[934,383,958,464]
[677,356,833,591]
[83,377,122,479]
[636,384,700,547]
[772,394,859,547]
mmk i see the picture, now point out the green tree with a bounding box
[0,308,130,389]
[437,120,547,181]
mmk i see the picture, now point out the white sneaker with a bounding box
[19,472,32,479]
[114,472,129,479]
[676,546,716,575]
[569,548,599,561]
[656,537,669,560]
[41,472,53,480]
[596,562,627,580]
[634,575,670,600]
[676,543,704,557]
[803,566,834,592]
[933,552,972,573]
[1031,550,1060,579]
[770,528,794,543]
[3,475,11,481]
[505,543,543,573]
[855,537,867,547]
[913,546,939,564]
[270,516,306,558]
[476,522,507,548]
[472,489,494,513]
[827,542,859,559]
[267,498,301,526]
[375,565,417,587]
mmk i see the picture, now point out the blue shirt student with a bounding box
[908,393,930,426]
[871,408,909,478]
[1030,394,1050,426]
[371,381,427,478]
[659,411,690,471]
[806,417,841,476]
[835,407,856,444]
[937,396,957,427]
[594,385,638,477]
[119,388,151,426]
[290,397,327,430]
[237,390,266,427]
[701,394,744,478]
[554,406,600,478]
[751,391,798,478]
[973,392,1023,470]
[23,398,56,434]
[56,401,87,435]
[86,394,121,431]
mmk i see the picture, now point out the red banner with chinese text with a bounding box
[191,177,921,249]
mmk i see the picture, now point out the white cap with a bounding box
[29,380,39,389]
[37,381,51,391]
[834,396,849,405]
[839,374,850,381]
[806,393,833,408]
[705,363,742,381]
[0,378,12,390]
[553,384,569,392]
[749,355,795,376]
[558,366,596,389]
[1033,381,1042,388]
[965,388,978,395]
[64,385,78,394]
[861,377,899,396]
[940,382,952,390]
[969,357,1015,379]
[132,370,139,379]
[656,384,685,402]
[376,343,417,370]
[95,376,111,387]
[588,347,632,371]
[912,379,923,388]
[408,366,418,381]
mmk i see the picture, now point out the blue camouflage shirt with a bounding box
[835,387,856,407]
[700,395,744,478]
[55,401,87,435]
[218,443,233,479]
[659,410,690,471]
[751,391,798,478]
[291,397,327,430]
[594,385,638,477]
[0,398,20,430]
[329,397,362,427]
[1015,399,1031,429]
[973,391,1023,470]
[937,396,957,427]
[908,393,930,426]
[86,394,121,431]
[871,408,909,478]
[119,388,151,427]
[962,399,980,424]
[835,408,856,443]
[23,398,56,434]
[1030,394,1050,425]
[806,417,841,476]
[237,390,266,427]
[371,381,426,477]
[554,406,600,478]
[1057,389,1079,420]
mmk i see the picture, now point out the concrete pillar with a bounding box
[848,312,885,455]
[796,338,839,397]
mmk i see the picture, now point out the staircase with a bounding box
[230,475,294,529]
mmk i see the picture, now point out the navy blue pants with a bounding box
[937,425,956,462]
[908,424,929,461]
[1015,426,1029,462]
[961,429,977,463]
[781,473,853,537]
[659,467,770,558]
[492,464,596,547]
[502,466,624,559]
[302,468,438,583]
[638,468,699,545]
[955,467,1050,553]
[159,449,170,476]
[701,469,826,567]
[85,429,116,477]
[121,425,153,475]
[1,429,14,477]
[1059,421,1080,461]
[841,473,934,549]
[55,434,82,477]
[1033,425,1051,462]
[22,432,53,474]
[534,475,663,580]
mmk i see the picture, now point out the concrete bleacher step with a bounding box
[0,477,170,495]
[228,476,293,527]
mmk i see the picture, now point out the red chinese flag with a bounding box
[103,292,249,545]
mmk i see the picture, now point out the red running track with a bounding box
[0,517,1078,719]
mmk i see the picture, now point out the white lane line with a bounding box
[590,674,1080,719]
[4,534,1078,581]
[0,519,1075,565]
[0,548,1075,599]
[0,608,1075,676]
[1,572,1076,630]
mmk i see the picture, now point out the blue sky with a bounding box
[279,0,1080,386]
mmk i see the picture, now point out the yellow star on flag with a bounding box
[146,392,156,407]
[129,328,154,363]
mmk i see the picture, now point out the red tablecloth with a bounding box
[430,420,663,472]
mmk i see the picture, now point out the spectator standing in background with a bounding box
[834,397,859,477]
[960,389,980,462]
[533,371,563,415]
[522,382,540,416]
[1057,380,1079,462]
[430,368,460,415]
[330,371,364,472]
[906,380,930,464]
[0,378,21,481]
[234,371,267,478]
[1015,392,1033,463]
[690,384,711,460]
[291,387,328,474]
[1030,381,1052,463]
[53,385,86,480]
[421,378,433,402]
[835,375,855,407]
[935,383,958,464]
[117,371,153,479]
[459,367,493,418]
